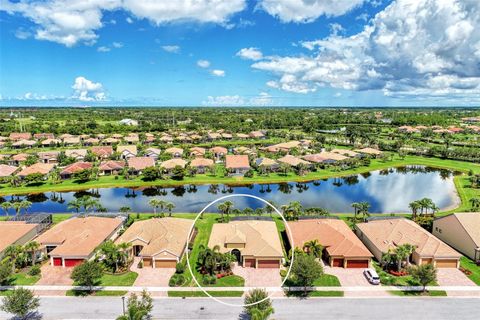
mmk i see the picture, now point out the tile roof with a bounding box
[356,218,461,259]
[127,157,155,170]
[91,146,113,157]
[60,162,92,175]
[440,213,480,247]
[0,164,18,177]
[99,160,125,171]
[208,221,283,258]
[277,155,311,167]
[17,163,55,176]
[65,149,87,158]
[117,145,138,156]
[160,158,187,170]
[210,146,228,154]
[225,155,250,169]
[330,149,359,157]
[0,221,38,253]
[115,217,192,258]
[287,219,372,258]
[190,158,214,168]
[36,217,123,257]
[354,147,382,155]
[165,147,184,155]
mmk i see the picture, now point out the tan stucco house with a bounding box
[433,213,480,263]
[208,220,283,268]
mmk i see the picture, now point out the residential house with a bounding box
[117,145,138,160]
[433,213,480,263]
[210,146,228,162]
[41,138,62,147]
[83,137,100,146]
[37,151,60,164]
[354,147,383,157]
[144,147,161,160]
[206,132,222,141]
[190,158,214,174]
[249,131,265,139]
[36,217,123,267]
[164,147,183,158]
[115,217,192,268]
[91,146,113,159]
[287,219,373,268]
[33,133,55,140]
[102,137,120,145]
[10,153,29,166]
[0,164,18,178]
[225,155,251,176]
[264,141,301,153]
[127,157,155,175]
[60,162,93,179]
[65,149,88,161]
[208,220,283,268]
[277,155,311,168]
[12,139,36,148]
[63,136,81,146]
[331,149,360,158]
[190,147,206,158]
[303,152,348,164]
[17,163,55,178]
[159,135,173,144]
[9,132,32,141]
[255,157,279,172]
[160,158,187,174]
[0,221,40,257]
[124,134,139,144]
[356,218,461,268]
[99,160,125,175]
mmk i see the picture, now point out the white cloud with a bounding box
[236,47,263,61]
[211,69,225,77]
[202,95,244,106]
[197,60,211,68]
[249,92,273,106]
[112,41,123,48]
[251,0,480,100]
[258,0,366,23]
[71,76,106,101]
[14,28,31,40]
[161,45,180,53]
[1,0,246,47]
[97,46,111,52]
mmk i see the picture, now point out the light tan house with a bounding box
[208,220,283,268]
[190,158,214,173]
[165,147,183,158]
[65,149,88,161]
[115,217,192,268]
[36,217,124,267]
[117,145,138,159]
[287,219,373,268]
[225,155,250,175]
[433,213,480,263]
[354,147,383,157]
[127,157,155,174]
[356,218,461,268]
[0,221,40,257]
[0,164,19,178]
[330,149,360,158]
[303,152,348,164]
[17,163,55,178]
[277,155,311,168]
[160,158,187,172]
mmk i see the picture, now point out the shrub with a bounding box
[28,265,41,277]
[279,269,287,278]
[202,275,216,285]
[169,274,185,287]
[175,262,185,274]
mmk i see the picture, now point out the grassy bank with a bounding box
[167,290,243,297]
[460,257,480,285]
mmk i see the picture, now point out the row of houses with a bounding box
[3,212,477,271]
[1,130,267,149]
[398,125,480,134]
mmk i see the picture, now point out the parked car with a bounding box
[363,268,380,285]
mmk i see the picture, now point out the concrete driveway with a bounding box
[130,258,175,287]
[37,264,73,285]
[324,266,389,297]
[232,263,282,287]
[437,268,476,286]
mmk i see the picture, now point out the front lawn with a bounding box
[167,290,243,297]
[460,256,480,285]
[373,262,438,286]
[99,272,138,286]
[10,272,40,285]
[309,291,344,297]
[389,290,447,297]
[209,275,245,287]
[66,290,127,296]
[313,274,341,287]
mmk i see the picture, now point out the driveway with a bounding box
[436,268,476,286]
[130,258,175,287]
[324,266,389,297]
[232,263,282,287]
[37,264,73,285]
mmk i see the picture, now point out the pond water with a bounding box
[1,166,460,215]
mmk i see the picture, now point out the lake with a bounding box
[1,166,460,215]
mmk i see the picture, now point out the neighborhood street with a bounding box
[0,297,478,320]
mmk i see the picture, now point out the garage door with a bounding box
[436,259,458,268]
[244,259,255,267]
[53,257,62,266]
[154,260,177,268]
[332,258,344,267]
[143,258,152,267]
[346,260,369,268]
[64,259,84,267]
[421,258,433,265]
[257,260,280,268]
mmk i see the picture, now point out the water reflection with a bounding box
[6,166,459,214]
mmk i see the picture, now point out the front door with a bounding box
[231,249,241,262]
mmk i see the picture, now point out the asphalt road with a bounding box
[0,297,478,320]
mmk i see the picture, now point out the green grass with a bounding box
[313,274,341,287]
[10,272,40,285]
[460,256,480,285]
[389,290,447,297]
[309,291,344,297]
[66,290,127,296]
[209,275,245,287]
[372,262,438,286]
[99,272,138,286]
[0,290,12,296]
[167,290,243,297]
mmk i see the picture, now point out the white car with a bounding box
[363,268,380,285]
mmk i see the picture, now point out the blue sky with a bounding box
[1,0,479,107]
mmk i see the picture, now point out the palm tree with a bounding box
[264,200,276,217]
[116,307,148,320]
[243,207,254,217]
[255,208,263,217]
[165,202,175,217]
[68,199,82,214]
[148,199,160,216]
[351,202,360,221]
[119,206,131,214]
[409,201,421,220]
[24,241,40,265]
[12,201,22,216]
[470,198,480,210]
[20,200,32,215]
[303,240,323,259]
[0,201,12,217]
[217,201,234,222]
[358,201,370,222]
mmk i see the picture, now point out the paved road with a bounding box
[0,297,478,320]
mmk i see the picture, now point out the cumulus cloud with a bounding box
[211,69,225,77]
[71,76,106,101]
[1,0,246,47]
[202,92,273,106]
[236,47,263,61]
[258,0,366,23]
[97,46,111,52]
[197,60,211,68]
[161,45,180,53]
[252,0,480,100]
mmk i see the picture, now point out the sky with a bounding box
[0,0,479,107]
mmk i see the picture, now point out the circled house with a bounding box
[287,219,373,268]
[115,217,193,268]
[36,217,124,267]
[208,220,283,268]
[355,218,461,268]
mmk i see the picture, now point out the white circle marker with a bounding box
[185,194,295,307]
